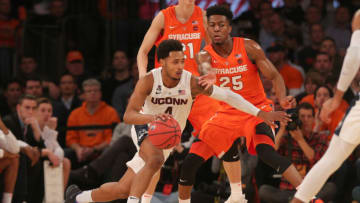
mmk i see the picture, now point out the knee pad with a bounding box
[221,138,240,162]
[256,144,291,174]
[179,153,204,186]
[255,122,275,142]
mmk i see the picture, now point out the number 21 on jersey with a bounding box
[182,42,194,59]
[219,75,243,91]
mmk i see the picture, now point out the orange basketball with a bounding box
[148,117,181,149]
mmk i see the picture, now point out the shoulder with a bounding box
[243,38,265,60]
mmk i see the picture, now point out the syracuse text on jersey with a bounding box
[215,64,248,75]
[168,33,201,41]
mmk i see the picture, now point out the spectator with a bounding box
[260,103,336,203]
[0,118,19,203]
[295,70,325,102]
[325,6,352,52]
[301,5,323,46]
[101,50,131,104]
[319,37,344,75]
[267,43,305,96]
[32,97,71,190]
[0,0,20,82]
[65,50,91,90]
[17,56,60,99]
[65,79,120,169]
[111,58,139,120]
[2,95,42,203]
[0,79,22,118]
[52,73,82,147]
[260,12,285,49]
[297,23,325,72]
[24,77,43,98]
[312,52,333,78]
[275,0,304,25]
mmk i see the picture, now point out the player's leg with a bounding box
[178,140,212,202]
[222,139,246,203]
[63,158,71,190]
[127,137,165,202]
[292,103,360,203]
[141,169,161,203]
[254,123,302,187]
[0,156,19,203]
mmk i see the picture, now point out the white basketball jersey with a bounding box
[142,67,193,132]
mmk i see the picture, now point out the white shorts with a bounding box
[336,100,360,144]
[126,125,173,173]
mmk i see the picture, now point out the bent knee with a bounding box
[146,156,164,170]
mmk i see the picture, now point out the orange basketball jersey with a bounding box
[203,37,269,113]
[155,5,206,76]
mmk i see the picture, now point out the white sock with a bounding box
[2,193,12,203]
[178,198,190,203]
[230,182,243,200]
[295,136,356,202]
[76,190,93,203]
[141,194,152,203]
[127,196,140,203]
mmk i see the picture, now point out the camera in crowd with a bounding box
[285,108,302,131]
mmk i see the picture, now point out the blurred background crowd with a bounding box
[1,0,360,203]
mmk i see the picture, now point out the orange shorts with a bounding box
[189,140,215,161]
[199,103,275,157]
[188,94,221,136]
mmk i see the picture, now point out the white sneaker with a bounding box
[224,194,247,203]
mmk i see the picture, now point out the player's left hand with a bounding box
[280,96,296,110]
[198,70,216,90]
[320,98,341,124]
[257,110,291,128]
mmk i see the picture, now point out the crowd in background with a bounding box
[1,0,360,203]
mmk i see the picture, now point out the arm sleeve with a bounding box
[0,130,20,154]
[209,85,260,116]
[337,30,360,92]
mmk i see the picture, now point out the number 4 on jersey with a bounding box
[165,106,173,115]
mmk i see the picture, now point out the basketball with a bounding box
[148,117,181,149]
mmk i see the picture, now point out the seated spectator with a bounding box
[53,73,82,147]
[301,5,323,46]
[319,37,344,75]
[0,79,22,118]
[65,79,120,169]
[111,58,139,120]
[300,85,348,137]
[260,103,336,203]
[267,43,305,96]
[2,95,42,202]
[297,23,325,72]
[312,52,333,78]
[0,118,19,203]
[259,12,286,50]
[32,97,71,190]
[65,50,92,90]
[24,77,43,98]
[295,70,325,102]
[101,50,131,104]
[325,6,352,53]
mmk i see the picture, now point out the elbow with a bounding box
[123,112,131,124]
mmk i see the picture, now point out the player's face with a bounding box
[207,15,232,45]
[162,51,185,81]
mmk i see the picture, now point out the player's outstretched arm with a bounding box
[195,50,216,90]
[137,12,165,78]
[320,10,360,123]
[190,76,291,127]
[245,39,295,109]
[123,74,156,125]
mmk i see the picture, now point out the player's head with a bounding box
[157,39,185,81]
[206,5,233,45]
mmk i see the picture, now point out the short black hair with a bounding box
[206,5,233,23]
[25,76,42,86]
[4,78,23,90]
[297,102,315,116]
[157,39,183,61]
[314,85,334,99]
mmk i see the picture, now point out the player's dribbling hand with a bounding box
[153,114,172,122]
[279,96,296,110]
[258,111,291,128]
[320,98,341,124]
[198,70,216,90]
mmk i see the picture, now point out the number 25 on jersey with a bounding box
[219,75,243,91]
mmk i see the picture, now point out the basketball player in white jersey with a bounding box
[65,39,290,203]
[290,10,360,203]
